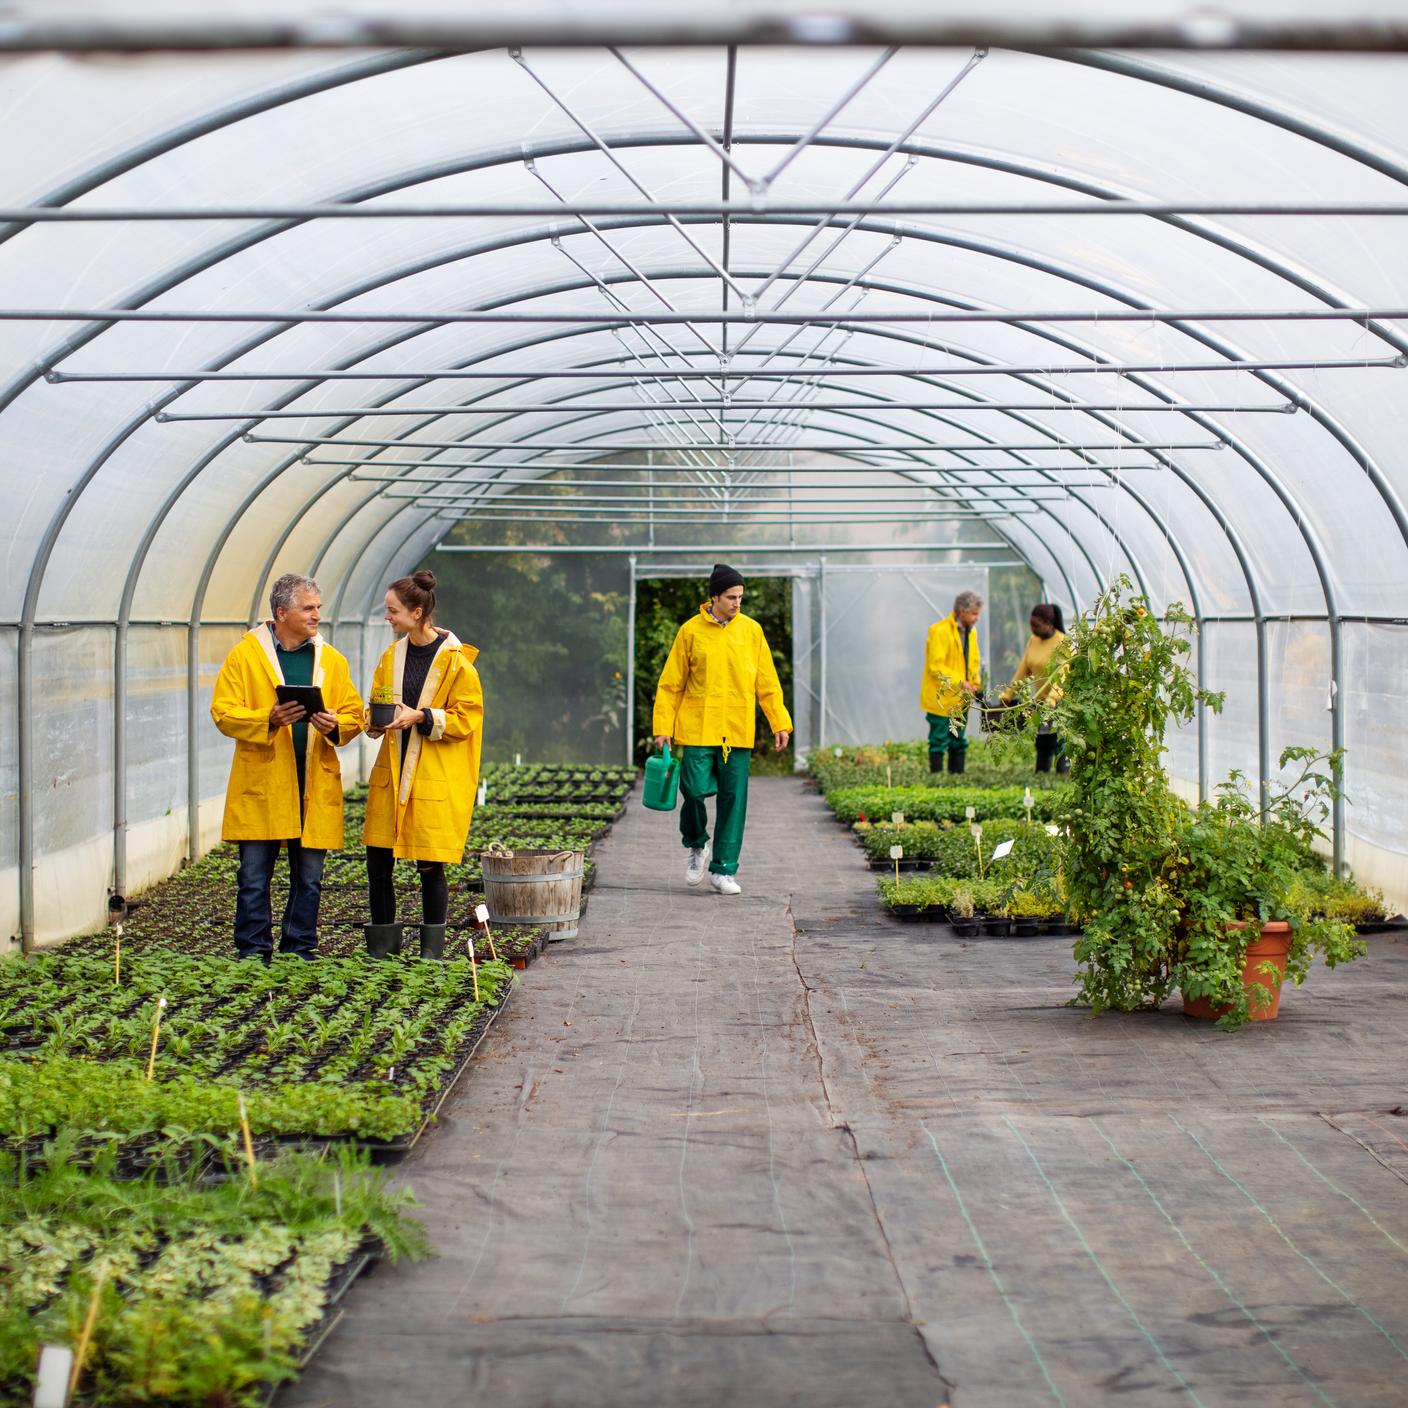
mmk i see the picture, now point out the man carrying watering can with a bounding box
[652,564,792,896]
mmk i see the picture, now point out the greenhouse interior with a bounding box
[2,3,1407,1405]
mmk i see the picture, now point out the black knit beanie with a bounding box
[708,562,745,597]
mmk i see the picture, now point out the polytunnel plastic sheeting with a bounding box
[1342,623,1408,871]
[3,34,1408,944]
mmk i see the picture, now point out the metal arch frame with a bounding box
[12,111,1401,944]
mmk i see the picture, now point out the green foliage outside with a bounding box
[424,547,630,765]
[633,575,794,773]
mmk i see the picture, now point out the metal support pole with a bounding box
[1196,617,1209,804]
[1256,615,1271,817]
[1329,615,1346,875]
[187,621,201,865]
[16,623,33,953]
[818,554,829,749]
[626,557,638,767]
[113,621,128,902]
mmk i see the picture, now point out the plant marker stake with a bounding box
[965,805,976,822]
[1024,788,1034,825]
[514,752,522,767]
[113,921,122,987]
[886,764,892,789]
[68,1262,107,1401]
[144,996,167,1080]
[238,1093,258,1189]
[833,745,842,758]
[33,1345,73,1408]
[464,933,480,1001]
[333,1170,343,1220]
[474,902,498,960]
[972,824,985,879]
[477,781,487,807]
[890,844,903,886]
[891,810,904,826]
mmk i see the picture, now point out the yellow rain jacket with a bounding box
[363,631,484,864]
[211,626,365,849]
[653,605,792,750]
[920,614,981,718]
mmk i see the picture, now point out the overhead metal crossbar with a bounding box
[3,30,1407,951]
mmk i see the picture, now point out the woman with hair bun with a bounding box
[1001,603,1068,773]
[362,570,484,958]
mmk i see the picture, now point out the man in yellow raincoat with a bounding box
[652,564,792,896]
[920,589,983,774]
[211,574,364,960]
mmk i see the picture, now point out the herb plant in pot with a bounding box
[1175,751,1363,1027]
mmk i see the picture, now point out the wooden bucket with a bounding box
[481,847,585,941]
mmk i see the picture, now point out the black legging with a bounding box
[366,846,448,925]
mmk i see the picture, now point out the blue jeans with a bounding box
[234,838,325,959]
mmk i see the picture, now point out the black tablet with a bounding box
[275,684,326,715]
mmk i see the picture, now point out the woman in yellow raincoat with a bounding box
[362,570,484,958]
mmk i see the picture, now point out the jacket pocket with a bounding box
[369,765,392,787]
[412,778,449,803]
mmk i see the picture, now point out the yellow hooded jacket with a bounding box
[362,631,484,864]
[652,604,792,750]
[211,626,365,848]
[920,614,981,718]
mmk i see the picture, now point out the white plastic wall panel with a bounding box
[1201,621,1261,795]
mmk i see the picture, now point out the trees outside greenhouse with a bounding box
[2,6,1408,1406]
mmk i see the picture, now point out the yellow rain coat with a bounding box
[211,627,365,849]
[652,605,792,750]
[363,631,484,864]
[920,614,981,718]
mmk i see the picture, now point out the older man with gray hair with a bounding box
[211,573,364,961]
[919,589,983,774]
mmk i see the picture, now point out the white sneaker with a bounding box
[685,843,711,886]
[710,873,742,896]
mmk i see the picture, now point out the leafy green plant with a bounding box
[1051,576,1365,1028]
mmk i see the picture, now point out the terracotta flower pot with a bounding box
[1182,921,1293,1021]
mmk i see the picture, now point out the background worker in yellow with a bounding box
[362,570,484,959]
[1000,603,1069,773]
[652,563,792,896]
[920,589,983,774]
[211,573,364,962]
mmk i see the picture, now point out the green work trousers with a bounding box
[678,745,751,875]
[926,711,968,760]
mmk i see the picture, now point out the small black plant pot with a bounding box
[370,701,398,728]
[979,916,1012,938]
[1011,919,1041,938]
[889,903,924,922]
[950,919,980,938]
[922,905,951,923]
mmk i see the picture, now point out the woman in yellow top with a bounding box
[1002,603,1068,773]
[652,563,792,896]
[920,590,983,774]
[362,571,484,958]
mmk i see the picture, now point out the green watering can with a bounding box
[642,741,680,812]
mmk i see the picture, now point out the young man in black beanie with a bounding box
[652,564,792,894]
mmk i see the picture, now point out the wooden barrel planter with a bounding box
[481,848,586,942]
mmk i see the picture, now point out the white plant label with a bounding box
[965,805,976,821]
[32,1345,73,1408]
[889,845,904,860]
[833,746,843,757]
[890,811,904,825]
[477,783,487,806]
[992,839,1015,860]
[474,903,490,924]
[970,823,983,839]
[1023,789,1034,809]
[1045,823,1060,837]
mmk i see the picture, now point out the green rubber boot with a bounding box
[418,923,447,959]
[363,922,403,959]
